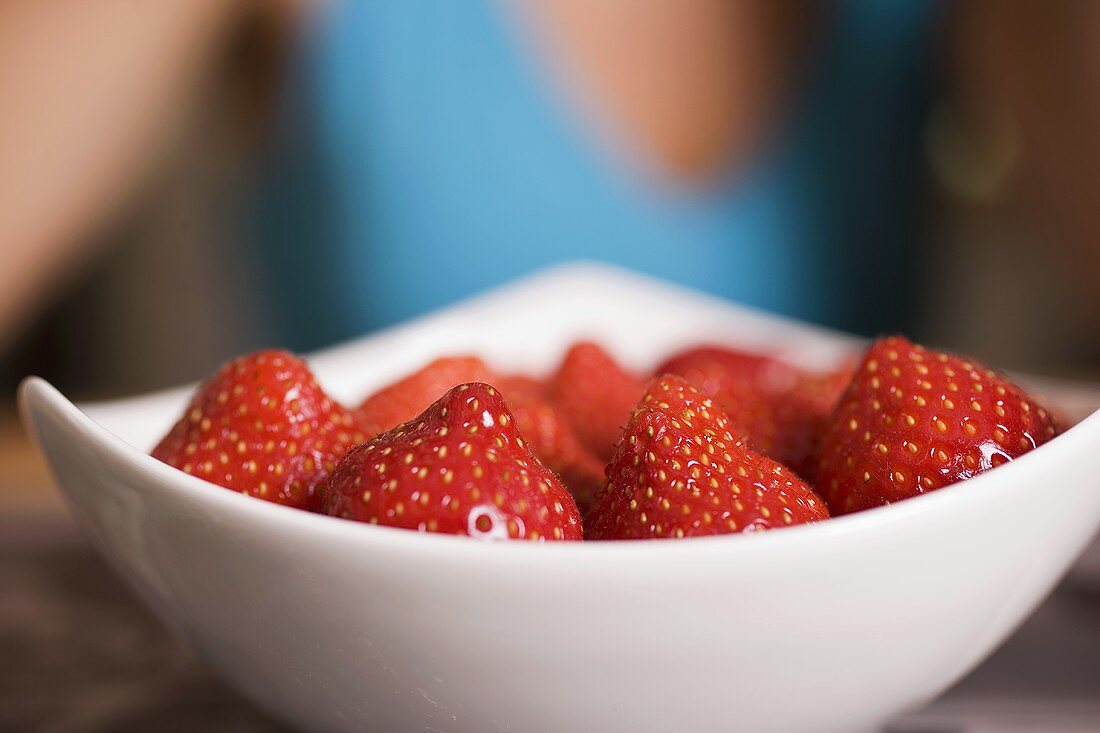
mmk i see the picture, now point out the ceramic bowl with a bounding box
[20,264,1100,733]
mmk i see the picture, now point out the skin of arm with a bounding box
[0,0,255,348]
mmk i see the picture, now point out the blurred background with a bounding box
[4,1,1100,730]
[5,0,1100,401]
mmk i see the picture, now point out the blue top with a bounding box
[254,0,937,351]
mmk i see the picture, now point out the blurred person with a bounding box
[1,0,934,393]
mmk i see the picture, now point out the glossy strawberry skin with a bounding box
[813,336,1059,515]
[358,356,495,436]
[323,383,583,540]
[550,342,644,462]
[152,350,367,512]
[656,345,850,471]
[587,375,829,540]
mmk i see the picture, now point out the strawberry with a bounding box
[655,345,802,397]
[323,383,583,540]
[500,376,606,514]
[550,342,644,462]
[812,336,1059,515]
[656,345,850,471]
[358,356,495,436]
[586,375,828,540]
[500,374,548,398]
[356,357,602,510]
[784,365,856,424]
[152,350,367,512]
[762,366,856,474]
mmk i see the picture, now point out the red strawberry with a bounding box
[550,342,644,461]
[500,374,548,397]
[152,350,367,512]
[500,376,605,514]
[813,336,1059,515]
[358,356,495,436]
[586,375,828,540]
[323,383,583,540]
[762,366,856,474]
[655,345,801,397]
[656,345,850,470]
[356,357,601,510]
[784,365,856,424]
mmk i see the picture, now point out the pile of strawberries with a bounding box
[152,336,1059,541]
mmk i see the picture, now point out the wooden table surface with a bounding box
[4,414,1100,733]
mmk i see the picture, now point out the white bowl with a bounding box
[20,263,1100,733]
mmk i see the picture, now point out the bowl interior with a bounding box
[81,263,862,452]
[80,262,1100,453]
